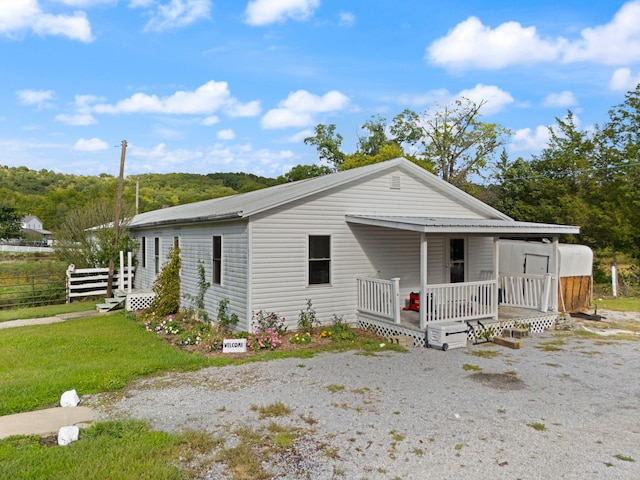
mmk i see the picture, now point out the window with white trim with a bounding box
[212,235,222,285]
[308,235,330,285]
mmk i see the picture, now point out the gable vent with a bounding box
[390,175,401,189]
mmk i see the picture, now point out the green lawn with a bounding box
[0,301,97,323]
[0,312,210,416]
[593,296,640,312]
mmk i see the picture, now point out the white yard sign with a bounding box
[223,338,247,353]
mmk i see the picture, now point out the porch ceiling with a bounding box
[345,215,580,236]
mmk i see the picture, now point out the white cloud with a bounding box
[73,137,109,151]
[225,100,261,117]
[541,91,578,108]
[262,89,350,129]
[91,80,258,116]
[245,0,319,26]
[285,129,314,143]
[563,0,640,65]
[16,89,54,108]
[128,142,297,176]
[217,129,235,140]
[54,0,116,6]
[609,67,640,91]
[339,11,355,27]
[510,125,550,152]
[201,115,219,126]
[395,85,512,116]
[144,0,211,32]
[427,1,640,70]
[56,113,97,125]
[0,0,93,42]
[457,84,514,115]
[427,16,561,70]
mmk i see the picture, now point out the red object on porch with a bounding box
[409,292,420,312]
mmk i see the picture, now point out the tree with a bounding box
[0,205,22,241]
[303,124,346,170]
[390,98,511,186]
[277,164,332,183]
[54,200,137,268]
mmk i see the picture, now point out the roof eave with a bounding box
[129,211,243,229]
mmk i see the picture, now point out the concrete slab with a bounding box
[0,407,94,439]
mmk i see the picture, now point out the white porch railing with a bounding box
[424,280,497,323]
[499,273,553,312]
[356,277,401,323]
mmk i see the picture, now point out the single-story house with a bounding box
[20,215,53,245]
[127,158,579,344]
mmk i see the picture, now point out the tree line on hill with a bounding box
[1,85,639,281]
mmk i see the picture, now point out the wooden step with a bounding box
[493,336,524,349]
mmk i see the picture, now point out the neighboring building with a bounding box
[20,216,53,245]
[127,158,579,334]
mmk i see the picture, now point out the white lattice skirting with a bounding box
[358,314,557,348]
[125,292,155,311]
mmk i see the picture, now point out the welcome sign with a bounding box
[223,338,247,353]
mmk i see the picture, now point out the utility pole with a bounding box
[107,140,127,298]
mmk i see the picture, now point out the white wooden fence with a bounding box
[66,252,135,302]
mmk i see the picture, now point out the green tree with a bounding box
[277,164,332,183]
[0,205,22,241]
[303,124,346,170]
[55,200,137,268]
[390,98,511,186]
[146,246,181,319]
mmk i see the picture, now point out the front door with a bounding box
[448,238,466,283]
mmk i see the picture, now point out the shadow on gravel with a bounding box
[468,372,525,390]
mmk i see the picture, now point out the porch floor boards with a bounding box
[398,306,555,330]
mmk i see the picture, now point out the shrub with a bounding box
[298,299,320,333]
[145,247,181,319]
[248,328,281,351]
[253,310,287,335]
[183,260,210,323]
[217,298,239,330]
[320,314,356,342]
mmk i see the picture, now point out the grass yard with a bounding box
[0,312,211,416]
[593,295,640,312]
[0,419,214,480]
[0,301,97,323]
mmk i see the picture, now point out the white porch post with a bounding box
[127,251,133,293]
[552,236,560,312]
[493,237,499,320]
[420,233,428,329]
[119,250,124,293]
[391,277,401,324]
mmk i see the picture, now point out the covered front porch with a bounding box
[355,274,558,347]
[346,214,579,347]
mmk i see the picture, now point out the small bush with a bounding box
[217,298,239,330]
[320,314,356,342]
[298,299,320,333]
[253,310,287,335]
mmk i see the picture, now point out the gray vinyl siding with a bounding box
[248,168,484,328]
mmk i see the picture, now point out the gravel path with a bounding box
[88,313,640,479]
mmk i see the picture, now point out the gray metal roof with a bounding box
[345,215,579,236]
[128,158,511,229]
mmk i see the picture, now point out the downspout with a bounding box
[552,236,560,312]
[245,220,253,331]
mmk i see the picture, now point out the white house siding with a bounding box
[467,237,494,280]
[132,222,249,326]
[248,168,492,328]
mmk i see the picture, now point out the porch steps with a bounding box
[96,290,127,313]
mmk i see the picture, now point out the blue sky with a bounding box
[2,0,640,178]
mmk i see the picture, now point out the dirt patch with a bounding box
[468,372,525,390]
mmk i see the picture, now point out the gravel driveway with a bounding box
[89,312,640,479]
